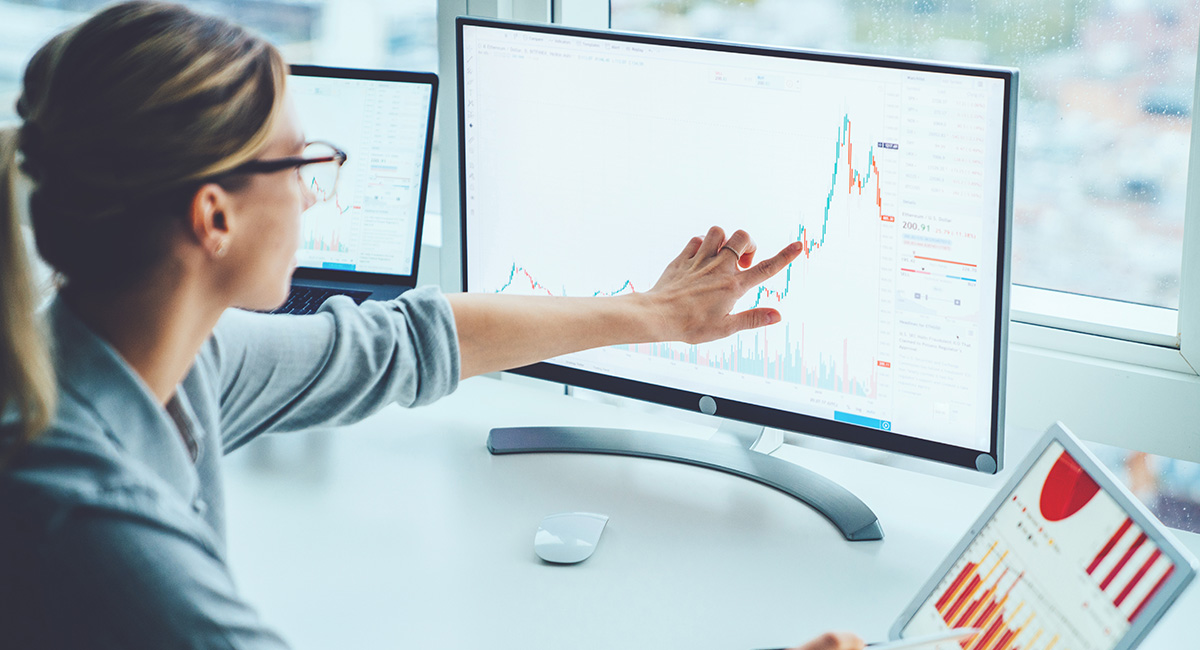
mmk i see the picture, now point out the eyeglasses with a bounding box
[226,141,348,203]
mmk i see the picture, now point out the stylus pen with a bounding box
[756,627,982,650]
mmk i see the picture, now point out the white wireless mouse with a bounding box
[533,512,609,564]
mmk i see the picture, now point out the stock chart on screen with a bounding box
[290,74,432,276]
[462,25,1008,453]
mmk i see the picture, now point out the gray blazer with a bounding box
[0,287,461,648]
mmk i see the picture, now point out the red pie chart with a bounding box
[1040,451,1100,521]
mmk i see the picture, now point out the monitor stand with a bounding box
[487,421,884,542]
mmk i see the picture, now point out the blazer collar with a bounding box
[49,296,200,501]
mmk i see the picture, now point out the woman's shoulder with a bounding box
[0,409,204,552]
[3,416,142,508]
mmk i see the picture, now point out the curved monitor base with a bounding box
[487,426,884,542]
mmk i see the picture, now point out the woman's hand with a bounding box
[788,631,867,650]
[639,225,803,344]
[448,225,802,379]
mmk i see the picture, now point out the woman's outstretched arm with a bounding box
[449,226,803,380]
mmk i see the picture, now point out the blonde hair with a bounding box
[1,127,55,447]
[1,1,287,450]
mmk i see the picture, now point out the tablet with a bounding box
[889,422,1197,650]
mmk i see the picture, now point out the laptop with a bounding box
[274,64,438,315]
[886,423,1197,650]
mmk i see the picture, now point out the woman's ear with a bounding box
[190,182,233,258]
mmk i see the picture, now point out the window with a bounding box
[0,0,439,122]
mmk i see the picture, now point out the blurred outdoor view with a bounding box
[0,0,1197,528]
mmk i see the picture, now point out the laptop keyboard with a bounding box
[271,286,372,315]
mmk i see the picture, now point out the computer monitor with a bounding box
[288,66,436,285]
[458,18,1016,541]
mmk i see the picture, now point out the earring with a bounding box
[215,239,228,258]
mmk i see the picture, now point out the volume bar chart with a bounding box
[303,229,350,253]
[617,328,878,398]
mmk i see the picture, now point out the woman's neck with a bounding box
[64,273,226,405]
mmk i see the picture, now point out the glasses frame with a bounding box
[224,140,348,198]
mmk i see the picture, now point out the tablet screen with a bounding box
[902,441,1179,650]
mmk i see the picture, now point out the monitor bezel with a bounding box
[457,17,1016,472]
[288,64,439,286]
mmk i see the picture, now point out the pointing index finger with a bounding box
[745,241,803,286]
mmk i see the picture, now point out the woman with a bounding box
[0,3,865,649]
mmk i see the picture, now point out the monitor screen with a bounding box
[458,19,1015,471]
[288,67,435,278]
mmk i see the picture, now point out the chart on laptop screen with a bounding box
[462,25,1009,452]
[289,74,431,276]
[903,442,1178,650]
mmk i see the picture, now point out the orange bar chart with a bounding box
[935,550,1058,650]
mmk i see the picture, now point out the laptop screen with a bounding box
[902,440,1181,650]
[288,69,435,278]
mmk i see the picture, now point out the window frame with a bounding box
[955,18,1200,463]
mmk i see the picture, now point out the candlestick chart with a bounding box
[490,111,893,400]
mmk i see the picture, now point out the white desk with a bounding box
[224,376,1200,650]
